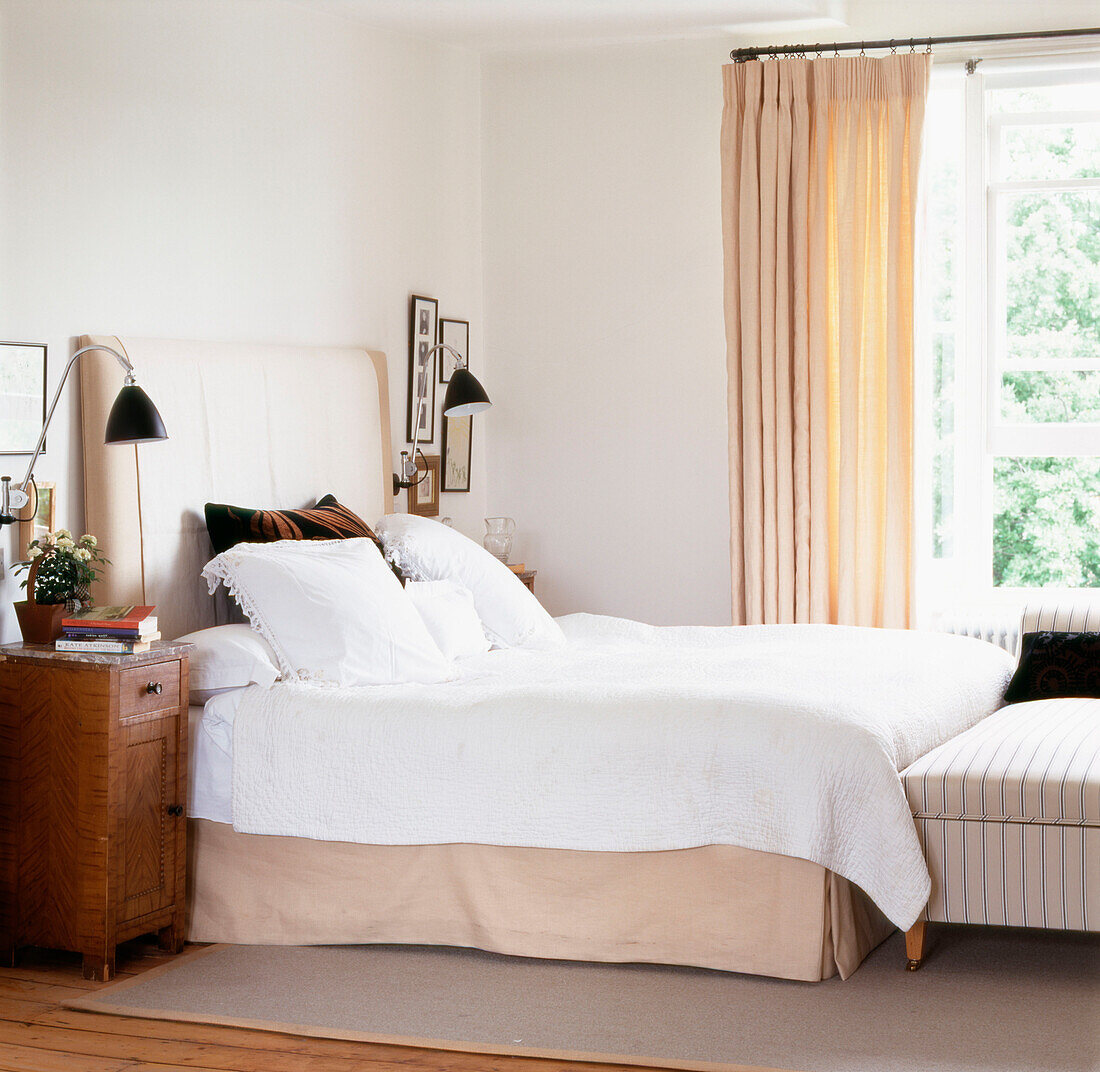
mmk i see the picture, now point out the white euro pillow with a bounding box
[201,538,451,686]
[374,514,565,650]
[174,623,281,704]
[405,580,491,661]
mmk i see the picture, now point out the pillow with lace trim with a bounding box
[374,514,564,651]
[201,538,449,686]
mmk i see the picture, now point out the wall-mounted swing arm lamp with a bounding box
[0,344,168,527]
[394,342,491,495]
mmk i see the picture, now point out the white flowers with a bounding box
[16,529,107,605]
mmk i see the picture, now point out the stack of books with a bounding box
[56,606,160,654]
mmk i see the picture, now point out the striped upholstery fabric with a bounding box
[1016,597,1100,657]
[903,698,1100,931]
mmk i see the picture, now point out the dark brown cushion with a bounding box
[204,494,385,559]
[1003,631,1100,703]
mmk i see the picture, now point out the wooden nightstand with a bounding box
[508,565,537,593]
[0,641,191,980]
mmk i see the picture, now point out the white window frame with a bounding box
[918,57,1100,619]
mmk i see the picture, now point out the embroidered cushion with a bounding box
[1004,631,1100,703]
[204,494,383,557]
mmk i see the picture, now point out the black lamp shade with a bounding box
[442,367,491,417]
[104,384,168,444]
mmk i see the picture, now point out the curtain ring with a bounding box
[860,41,866,56]
[834,43,840,58]
[925,38,933,53]
[889,39,897,54]
[909,38,915,53]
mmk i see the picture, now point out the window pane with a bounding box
[988,81,1100,114]
[993,456,1100,587]
[1001,370,1100,422]
[1002,190,1100,363]
[999,121,1100,181]
[926,85,963,323]
[932,334,955,557]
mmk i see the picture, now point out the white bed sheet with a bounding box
[221,613,1014,929]
[188,692,240,825]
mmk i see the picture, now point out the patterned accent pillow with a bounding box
[1003,631,1100,703]
[204,494,385,558]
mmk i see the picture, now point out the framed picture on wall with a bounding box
[18,480,56,560]
[407,295,438,443]
[441,414,472,493]
[438,318,469,384]
[0,342,47,455]
[408,454,440,517]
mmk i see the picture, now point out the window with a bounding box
[918,60,1100,615]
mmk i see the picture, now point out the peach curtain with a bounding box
[721,55,930,628]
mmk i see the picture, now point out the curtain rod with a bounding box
[729,27,1100,62]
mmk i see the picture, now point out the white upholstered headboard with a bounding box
[80,335,394,639]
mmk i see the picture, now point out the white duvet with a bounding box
[229,613,1014,929]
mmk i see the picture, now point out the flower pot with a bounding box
[14,600,66,644]
[14,557,66,644]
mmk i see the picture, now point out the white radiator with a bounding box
[933,609,1019,654]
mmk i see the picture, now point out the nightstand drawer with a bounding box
[119,662,181,716]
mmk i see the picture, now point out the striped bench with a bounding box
[900,600,1100,969]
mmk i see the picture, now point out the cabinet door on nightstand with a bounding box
[117,713,180,925]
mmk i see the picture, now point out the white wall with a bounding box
[481,2,1100,626]
[0,0,485,640]
[5,0,1096,638]
[482,40,732,625]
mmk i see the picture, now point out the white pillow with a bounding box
[201,538,451,686]
[374,515,565,650]
[174,623,281,704]
[405,581,491,661]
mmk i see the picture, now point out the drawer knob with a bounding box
[146,681,163,695]
[167,804,184,818]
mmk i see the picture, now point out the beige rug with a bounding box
[67,927,1099,1072]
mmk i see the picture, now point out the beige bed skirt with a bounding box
[188,820,891,981]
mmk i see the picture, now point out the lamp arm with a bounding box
[17,345,134,495]
[396,343,466,491]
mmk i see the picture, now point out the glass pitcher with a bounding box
[483,517,516,562]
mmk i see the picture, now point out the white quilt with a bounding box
[230,613,1014,929]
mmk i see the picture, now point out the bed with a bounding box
[80,334,1013,982]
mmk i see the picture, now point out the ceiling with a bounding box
[286,0,848,50]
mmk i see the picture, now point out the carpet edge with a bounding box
[64,947,799,1072]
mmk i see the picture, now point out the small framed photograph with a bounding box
[409,454,440,517]
[438,318,469,384]
[18,480,56,560]
[442,414,472,493]
[0,342,47,455]
[407,295,438,443]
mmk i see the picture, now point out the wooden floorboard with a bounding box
[0,942,661,1072]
